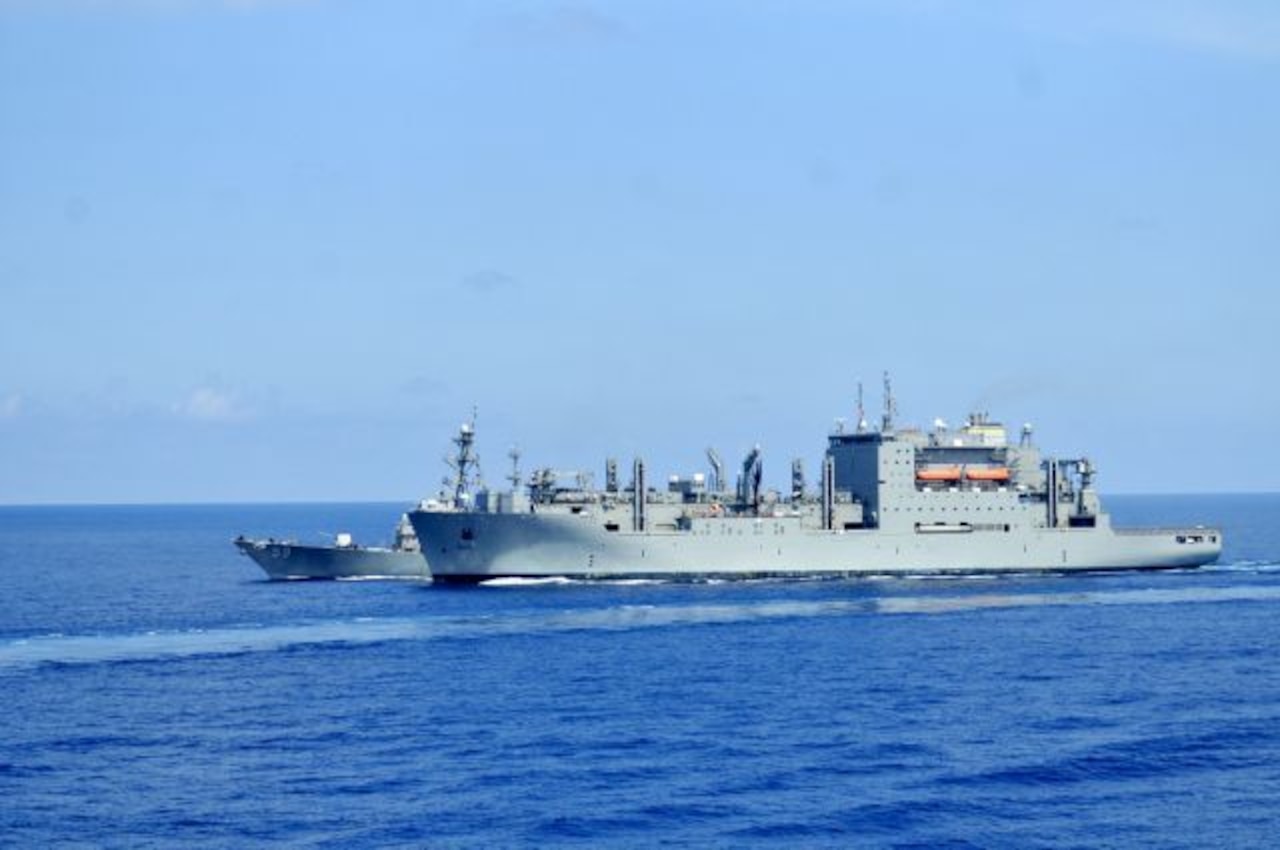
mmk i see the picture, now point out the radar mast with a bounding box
[444,408,482,508]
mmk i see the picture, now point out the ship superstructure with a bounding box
[410,383,1221,582]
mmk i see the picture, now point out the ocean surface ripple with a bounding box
[2,495,1279,847]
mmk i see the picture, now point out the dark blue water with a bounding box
[2,495,1278,847]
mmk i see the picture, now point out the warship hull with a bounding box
[234,539,430,581]
[411,511,1220,583]
[414,390,1222,583]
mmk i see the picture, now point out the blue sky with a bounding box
[2,0,1278,503]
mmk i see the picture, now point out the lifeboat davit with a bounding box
[965,466,1010,482]
[916,467,963,481]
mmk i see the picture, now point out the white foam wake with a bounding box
[0,619,429,670]
[1208,561,1280,573]
[874,584,1280,614]
[3,584,1278,670]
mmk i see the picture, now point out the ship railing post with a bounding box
[821,454,835,531]
[632,457,646,532]
[1044,458,1059,529]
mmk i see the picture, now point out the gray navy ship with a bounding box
[410,379,1222,582]
[234,513,430,580]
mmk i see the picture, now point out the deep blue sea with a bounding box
[2,495,1279,848]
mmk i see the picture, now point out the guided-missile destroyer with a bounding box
[234,513,430,580]
[409,381,1222,582]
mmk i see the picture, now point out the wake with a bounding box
[4,583,1279,670]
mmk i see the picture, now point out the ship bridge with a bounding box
[825,407,1094,534]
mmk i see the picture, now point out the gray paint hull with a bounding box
[235,539,431,581]
[410,511,1220,582]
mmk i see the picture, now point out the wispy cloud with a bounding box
[876,0,1280,62]
[400,375,449,397]
[171,387,252,422]
[1024,1,1280,62]
[0,0,311,11]
[461,269,519,294]
[0,393,22,420]
[476,3,627,47]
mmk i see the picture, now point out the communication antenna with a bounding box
[507,446,522,490]
[881,371,896,433]
[856,381,868,433]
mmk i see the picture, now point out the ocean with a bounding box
[2,495,1278,847]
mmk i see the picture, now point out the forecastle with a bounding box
[409,382,1221,582]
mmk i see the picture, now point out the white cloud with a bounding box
[172,387,251,422]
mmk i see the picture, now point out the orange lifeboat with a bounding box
[965,466,1010,482]
[916,466,963,482]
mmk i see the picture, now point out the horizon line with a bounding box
[2,490,1278,509]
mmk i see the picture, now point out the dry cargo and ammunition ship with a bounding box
[410,381,1222,582]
